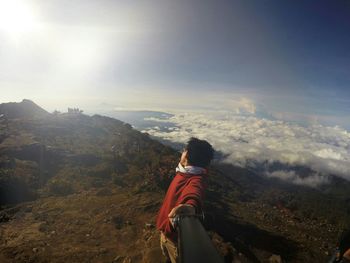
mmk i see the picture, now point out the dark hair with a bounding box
[185,137,214,168]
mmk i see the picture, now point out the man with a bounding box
[156,137,214,263]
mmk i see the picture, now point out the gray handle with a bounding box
[176,216,224,263]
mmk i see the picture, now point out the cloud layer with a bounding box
[143,112,350,185]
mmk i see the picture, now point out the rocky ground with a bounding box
[0,187,164,263]
[1,100,349,262]
[0,176,344,263]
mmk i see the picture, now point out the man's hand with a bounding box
[168,204,195,227]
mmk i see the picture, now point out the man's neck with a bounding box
[176,163,207,175]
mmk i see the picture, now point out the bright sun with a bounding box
[0,0,38,39]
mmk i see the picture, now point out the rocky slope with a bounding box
[0,100,349,263]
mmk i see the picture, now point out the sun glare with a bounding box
[0,0,38,39]
[56,35,107,74]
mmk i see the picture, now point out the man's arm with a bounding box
[168,204,195,218]
[179,177,206,211]
[168,177,206,223]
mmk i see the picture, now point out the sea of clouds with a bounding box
[142,112,350,186]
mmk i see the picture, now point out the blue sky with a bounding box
[0,0,349,128]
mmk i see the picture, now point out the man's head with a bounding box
[180,137,214,168]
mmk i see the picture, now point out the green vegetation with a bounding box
[47,178,74,196]
[0,109,176,205]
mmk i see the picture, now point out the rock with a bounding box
[99,248,107,254]
[24,206,33,213]
[113,255,124,263]
[122,257,131,263]
[269,254,282,263]
[0,212,10,222]
[96,188,112,196]
[15,254,25,261]
[112,216,124,229]
[75,219,84,225]
[32,247,39,253]
[143,232,152,241]
[145,223,155,229]
[38,223,49,232]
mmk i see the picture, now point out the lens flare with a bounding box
[0,0,39,40]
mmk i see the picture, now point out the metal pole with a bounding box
[176,216,224,263]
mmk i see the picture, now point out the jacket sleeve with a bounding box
[178,177,206,212]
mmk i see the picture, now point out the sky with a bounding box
[1,0,349,185]
[0,0,349,129]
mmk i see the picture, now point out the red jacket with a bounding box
[156,171,207,242]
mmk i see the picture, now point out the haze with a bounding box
[0,0,349,129]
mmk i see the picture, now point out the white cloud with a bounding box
[266,171,329,187]
[143,112,350,185]
[235,97,256,114]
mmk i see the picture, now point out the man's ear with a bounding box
[180,150,188,166]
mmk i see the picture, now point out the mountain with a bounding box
[0,100,349,263]
[0,99,49,119]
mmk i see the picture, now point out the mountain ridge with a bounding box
[0,99,49,119]
[0,100,349,262]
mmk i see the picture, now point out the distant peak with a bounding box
[22,99,35,104]
[0,99,48,119]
